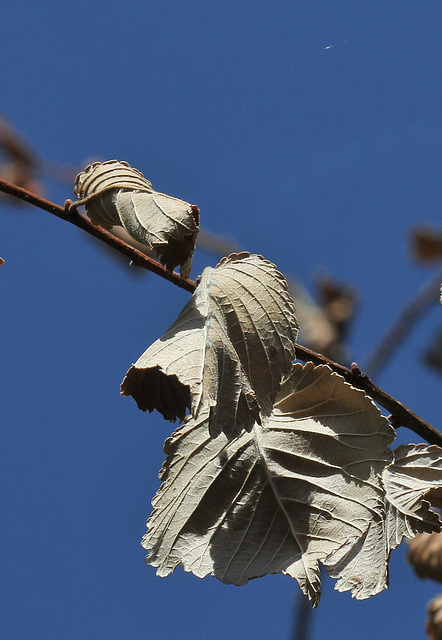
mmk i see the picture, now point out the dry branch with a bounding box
[364,268,442,378]
[1,177,441,447]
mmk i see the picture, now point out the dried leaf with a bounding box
[0,117,37,167]
[143,363,395,606]
[0,118,43,200]
[408,532,442,582]
[411,226,442,264]
[327,444,442,600]
[0,257,4,266]
[122,253,299,438]
[287,279,339,357]
[383,444,442,531]
[315,275,357,341]
[423,328,442,377]
[69,160,199,278]
[286,275,356,364]
[427,595,442,639]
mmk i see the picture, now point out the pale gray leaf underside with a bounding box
[122,253,299,438]
[143,363,396,606]
[384,444,442,544]
[324,445,442,600]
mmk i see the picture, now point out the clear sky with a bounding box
[1,1,442,638]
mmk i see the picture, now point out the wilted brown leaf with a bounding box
[411,226,442,264]
[0,118,43,199]
[424,328,442,377]
[316,275,357,341]
[287,279,338,357]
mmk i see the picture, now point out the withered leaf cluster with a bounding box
[408,521,442,637]
[408,531,442,582]
[120,250,442,606]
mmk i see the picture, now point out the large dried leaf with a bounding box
[143,363,395,606]
[70,160,199,278]
[122,253,299,438]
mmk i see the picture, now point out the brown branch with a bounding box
[364,268,442,378]
[0,178,196,294]
[1,178,441,447]
[295,345,442,446]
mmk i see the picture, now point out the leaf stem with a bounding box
[1,178,441,446]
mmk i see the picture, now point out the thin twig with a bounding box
[1,178,441,447]
[0,178,196,294]
[364,268,442,378]
[293,587,314,640]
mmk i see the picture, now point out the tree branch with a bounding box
[295,345,442,446]
[364,267,442,378]
[0,178,196,294]
[1,178,441,447]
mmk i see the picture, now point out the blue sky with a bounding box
[1,1,442,638]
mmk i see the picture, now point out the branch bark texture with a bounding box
[1,178,441,447]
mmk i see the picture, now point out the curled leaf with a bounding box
[327,443,442,601]
[427,595,442,640]
[122,253,299,438]
[408,532,442,582]
[70,160,199,278]
[143,363,395,606]
[411,226,442,264]
[316,275,357,339]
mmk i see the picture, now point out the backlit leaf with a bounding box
[143,363,395,606]
[326,443,442,599]
[122,253,299,437]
